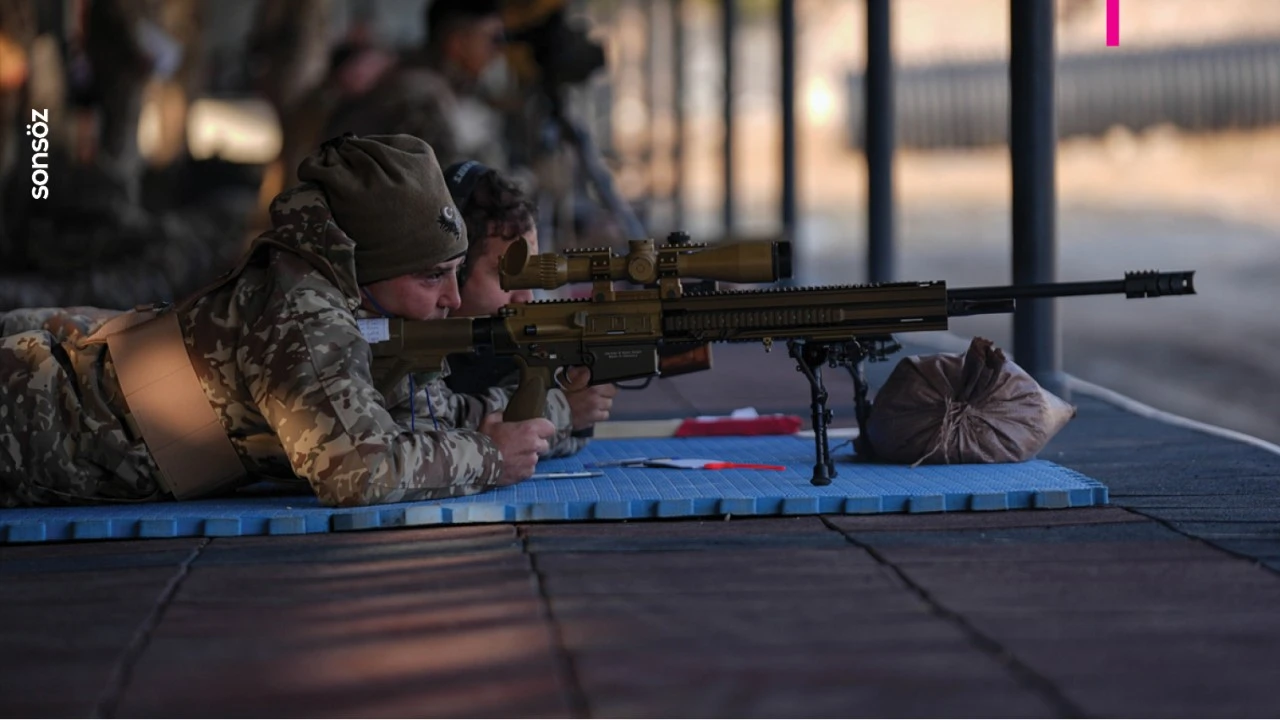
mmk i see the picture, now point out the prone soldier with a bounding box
[0,134,556,508]
[441,159,618,456]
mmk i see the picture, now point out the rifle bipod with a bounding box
[787,337,903,485]
[787,340,837,486]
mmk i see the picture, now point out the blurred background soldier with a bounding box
[323,0,509,170]
[246,0,331,206]
[0,0,34,188]
[0,0,247,312]
[246,0,330,121]
[83,0,157,201]
[497,0,619,251]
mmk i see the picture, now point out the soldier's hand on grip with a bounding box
[480,412,556,485]
[562,366,618,430]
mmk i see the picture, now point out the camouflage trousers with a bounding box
[0,308,167,507]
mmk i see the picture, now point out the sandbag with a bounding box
[864,337,1076,465]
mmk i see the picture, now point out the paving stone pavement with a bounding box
[2,343,1279,717]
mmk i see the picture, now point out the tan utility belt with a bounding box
[89,307,245,500]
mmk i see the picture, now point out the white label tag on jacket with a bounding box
[357,318,390,344]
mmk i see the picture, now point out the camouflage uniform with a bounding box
[0,185,522,508]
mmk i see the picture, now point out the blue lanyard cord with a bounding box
[361,288,439,432]
[361,287,394,316]
[408,374,442,432]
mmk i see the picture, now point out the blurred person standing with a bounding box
[0,0,35,270]
[246,0,331,120]
[138,0,204,170]
[75,0,201,179]
[0,0,243,311]
[246,0,333,212]
[275,38,399,194]
[0,0,34,188]
[82,0,172,200]
[324,0,510,170]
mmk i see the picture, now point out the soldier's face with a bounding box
[450,15,507,81]
[361,256,465,321]
[455,228,539,318]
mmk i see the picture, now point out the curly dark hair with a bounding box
[457,170,537,289]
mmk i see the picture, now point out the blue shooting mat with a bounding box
[0,436,1107,544]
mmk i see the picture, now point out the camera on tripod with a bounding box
[502,0,606,92]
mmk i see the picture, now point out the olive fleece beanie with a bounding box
[297,133,468,285]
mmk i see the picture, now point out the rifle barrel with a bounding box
[948,270,1195,302]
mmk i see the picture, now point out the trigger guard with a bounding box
[553,365,591,390]
[552,366,571,390]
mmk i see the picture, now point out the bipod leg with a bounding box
[788,340,836,485]
[849,359,874,461]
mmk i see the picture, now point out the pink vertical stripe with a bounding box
[1106,0,1120,46]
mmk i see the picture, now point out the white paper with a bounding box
[695,406,760,421]
[644,458,716,469]
[357,318,390,344]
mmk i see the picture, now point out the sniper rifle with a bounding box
[366,233,1196,484]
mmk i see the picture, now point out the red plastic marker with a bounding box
[641,458,787,471]
[702,461,787,471]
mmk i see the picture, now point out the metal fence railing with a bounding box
[846,39,1280,149]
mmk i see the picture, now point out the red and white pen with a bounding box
[639,458,787,471]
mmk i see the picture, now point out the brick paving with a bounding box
[3,343,1279,717]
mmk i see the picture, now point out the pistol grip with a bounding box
[505,365,551,422]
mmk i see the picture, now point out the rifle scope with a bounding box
[501,237,793,291]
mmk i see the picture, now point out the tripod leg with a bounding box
[561,116,648,241]
[789,341,834,486]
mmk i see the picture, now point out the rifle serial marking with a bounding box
[599,348,648,360]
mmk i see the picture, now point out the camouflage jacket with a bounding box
[0,186,579,508]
